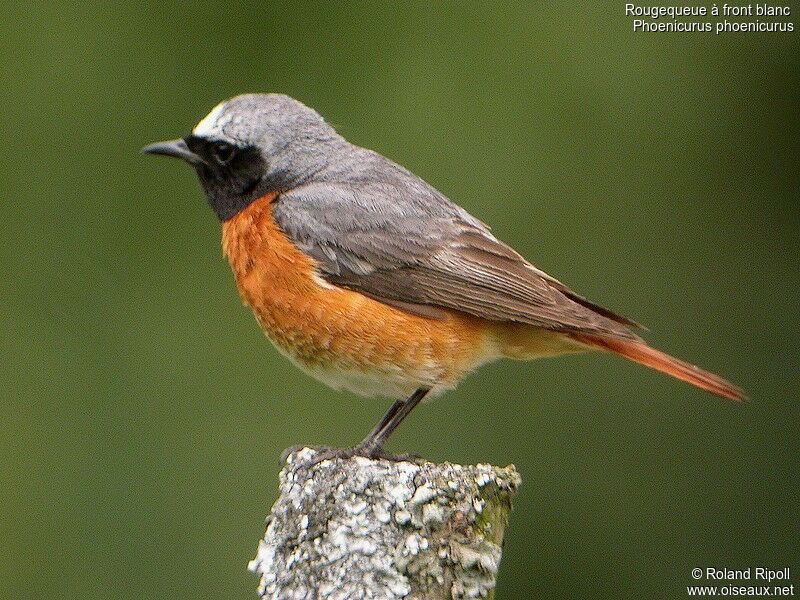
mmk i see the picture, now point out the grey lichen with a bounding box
[248,448,521,600]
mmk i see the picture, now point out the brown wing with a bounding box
[328,229,642,340]
[273,179,643,341]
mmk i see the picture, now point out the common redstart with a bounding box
[143,94,745,458]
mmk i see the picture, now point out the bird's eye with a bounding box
[211,141,236,165]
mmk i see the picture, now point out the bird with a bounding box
[143,93,745,459]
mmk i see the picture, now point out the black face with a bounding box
[183,135,268,221]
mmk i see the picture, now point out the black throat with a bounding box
[184,136,280,221]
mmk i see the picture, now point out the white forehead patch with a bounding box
[193,101,229,137]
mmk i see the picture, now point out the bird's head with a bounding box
[143,94,342,220]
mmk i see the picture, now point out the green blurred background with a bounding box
[2,2,798,598]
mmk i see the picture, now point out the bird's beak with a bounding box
[142,138,206,166]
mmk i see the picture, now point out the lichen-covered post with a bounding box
[248,447,521,599]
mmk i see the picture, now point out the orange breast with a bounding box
[220,193,495,397]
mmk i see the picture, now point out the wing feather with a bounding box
[273,175,641,341]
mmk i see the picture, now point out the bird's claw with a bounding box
[287,445,426,472]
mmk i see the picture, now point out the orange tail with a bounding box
[571,334,746,401]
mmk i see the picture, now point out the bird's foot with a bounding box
[285,444,425,471]
[367,448,425,464]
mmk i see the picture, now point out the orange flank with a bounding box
[222,194,498,397]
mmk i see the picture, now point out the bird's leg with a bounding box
[355,387,430,458]
[358,397,405,447]
[299,388,431,468]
